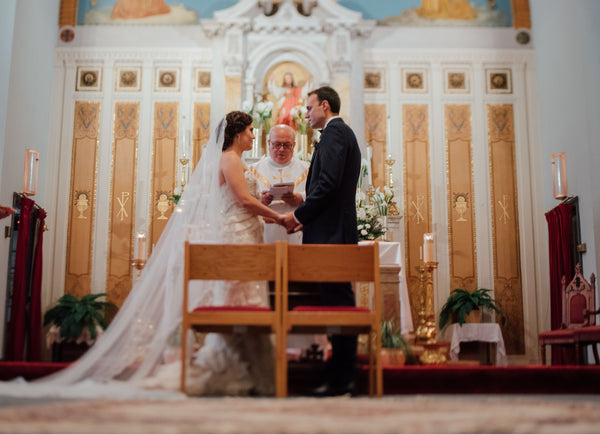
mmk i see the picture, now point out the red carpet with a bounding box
[2,361,599,395]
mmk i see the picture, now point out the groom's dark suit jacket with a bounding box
[294,117,361,245]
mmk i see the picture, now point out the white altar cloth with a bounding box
[439,323,507,366]
[359,241,413,335]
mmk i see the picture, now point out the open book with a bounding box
[269,182,294,200]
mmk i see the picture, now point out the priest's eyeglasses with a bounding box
[271,142,294,150]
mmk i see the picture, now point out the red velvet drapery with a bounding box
[5,197,34,361]
[545,202,574,364]
[27,208,46,361]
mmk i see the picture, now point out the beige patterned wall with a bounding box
[225,76,241,114]
[192,102,211,170]
[487,104,525,355]
[149,102,179,253]
[106,102,140,308]
[65,101,101,299]
[445,105,477,292]
[403,104,432,327]
[364,104,387,188]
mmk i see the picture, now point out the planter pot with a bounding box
[381,348,406,366]
[465,309,482,324]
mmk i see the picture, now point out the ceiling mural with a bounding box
[76,0,512,27]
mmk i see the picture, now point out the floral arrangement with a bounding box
[242,100,273,134]
[371,186,395,217]
[356,190,386,241]
[289,105,308,135]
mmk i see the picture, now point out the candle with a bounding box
[419,246,423,261]
[423,233,434,263]
[136,231,147,261]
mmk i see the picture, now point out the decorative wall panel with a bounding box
[364,104,387,188]
[65,101,100,298]
[149,102,178,253]
[225,75,241,114]
[192,102,210,170]
[445,105,477,292]
[487,104,524,355]
[106,102,139,308]
[403,104,431,327]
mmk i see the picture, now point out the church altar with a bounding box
[358,241,413,335]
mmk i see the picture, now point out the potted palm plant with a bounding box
[44,293,116,361]
[438,288,506,330]
[381,320,416,366]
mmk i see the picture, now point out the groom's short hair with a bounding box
[308,86,340,115]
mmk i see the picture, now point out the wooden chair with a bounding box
[181,241,285,397]
[539,263,598,365]
[280,242,383,397]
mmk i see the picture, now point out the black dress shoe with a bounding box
[311,381,356,397]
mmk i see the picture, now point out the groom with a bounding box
[283,86,361,396]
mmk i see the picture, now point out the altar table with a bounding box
[359,241,413,335]
[439,323,507,366]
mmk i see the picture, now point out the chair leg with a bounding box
[540,344,546,366]
[593,343,600,365]
[180,324,187,394]
[575,343,581,365]
[367,332,374,396]
[275,329,286,398]
[375,331,383,398]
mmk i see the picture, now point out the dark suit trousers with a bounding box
[319,281,357,386]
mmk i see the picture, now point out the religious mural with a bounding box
[76,0,512,26]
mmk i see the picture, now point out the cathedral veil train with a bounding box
[0,116,278,399]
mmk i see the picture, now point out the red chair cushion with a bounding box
[539,329,576,339]
[192,306,271,312]
[291,306,370,312]
[576,325,600,340]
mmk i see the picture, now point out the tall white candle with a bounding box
[423,233,434,263]
[137,231,147,261]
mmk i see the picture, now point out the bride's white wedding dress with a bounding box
[145,170,275,396]
[0,119,274,399]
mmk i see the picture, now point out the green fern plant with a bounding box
[43,293,117,341]
[438,288,506,329]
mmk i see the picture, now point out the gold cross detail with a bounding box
[116,192,130,221]
[498,194,511,224]
[272,169,291,184]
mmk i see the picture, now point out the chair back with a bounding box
[285,243,379,282]
[563,263,596,328]
[184,242,281,314]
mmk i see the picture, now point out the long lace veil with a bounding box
[0,119,228,399]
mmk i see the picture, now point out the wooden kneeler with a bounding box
[281,242,383,397]
[181,241,285,397]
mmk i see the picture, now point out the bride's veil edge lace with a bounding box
[0,119,228,398]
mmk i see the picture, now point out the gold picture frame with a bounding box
[364,69,385,93]
[154,67,180,92]
[115,66,141,92]
[193,69,211,92]
[486,68,512,94]
[444,68,470,94]
[76,66,103,92]
[402,68,428,93]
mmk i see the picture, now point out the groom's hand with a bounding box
[283,212,302,234]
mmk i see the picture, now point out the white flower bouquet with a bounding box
[242,100,274,133]
[290,105,308,135]
[356,190,386,241]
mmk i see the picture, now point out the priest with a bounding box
[249,124,309,244]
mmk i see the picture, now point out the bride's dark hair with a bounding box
[223,111,253,151]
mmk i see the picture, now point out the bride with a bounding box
[0,111,286,398]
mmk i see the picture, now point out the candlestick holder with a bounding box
[132,258,146,276]
[414,261,447,364]
[179,156,190,190]
[384,155,400,216]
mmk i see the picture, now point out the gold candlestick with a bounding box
[132,259,146,276]
[366,184,376,205]
[415,261,447,364]
[179,156,190,190]
[384,154,400,216]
